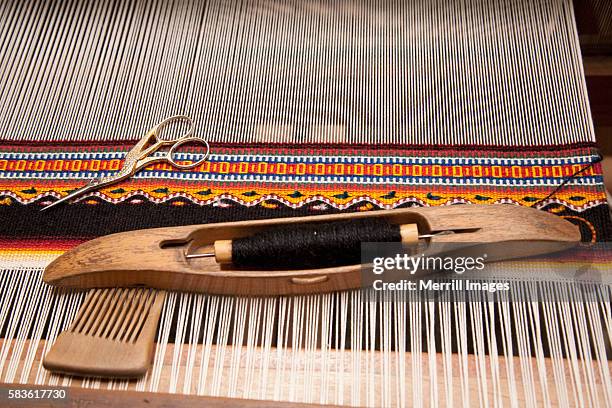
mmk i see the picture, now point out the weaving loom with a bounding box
[0,0,611,406]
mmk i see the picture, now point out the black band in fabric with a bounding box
[0,197,610,243]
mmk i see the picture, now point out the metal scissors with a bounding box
[41,115,210,211]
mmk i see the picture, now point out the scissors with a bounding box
[41,115,210,211]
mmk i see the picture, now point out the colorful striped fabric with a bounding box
[0,143,605,210]
[0,141,610,254]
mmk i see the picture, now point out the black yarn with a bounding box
[231,218,402,269]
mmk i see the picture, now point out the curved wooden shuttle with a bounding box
[43,205,580,296]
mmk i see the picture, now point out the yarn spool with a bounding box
[213,218,418,269]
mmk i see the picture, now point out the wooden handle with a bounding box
[399,224,419,244]
[214,240,233,264]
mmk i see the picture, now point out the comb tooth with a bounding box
[125,290,158,343]
[80,288,113,335]
[111,288,144,341]
[106,289,139,340]
[101,289,133,339]
[121,289,153,343]
[70,289,100,332]
[86,288,120,336]
[96,288,131,338]
[91,288,122,337]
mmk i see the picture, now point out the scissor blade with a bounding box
[40,184,95,211]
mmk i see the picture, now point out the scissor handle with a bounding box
[135,115,210,171]
[166,136,210,169]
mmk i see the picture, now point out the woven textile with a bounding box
[0,142,610,248]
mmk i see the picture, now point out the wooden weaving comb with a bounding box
[43,288,165,378]
[43,205,581,296]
